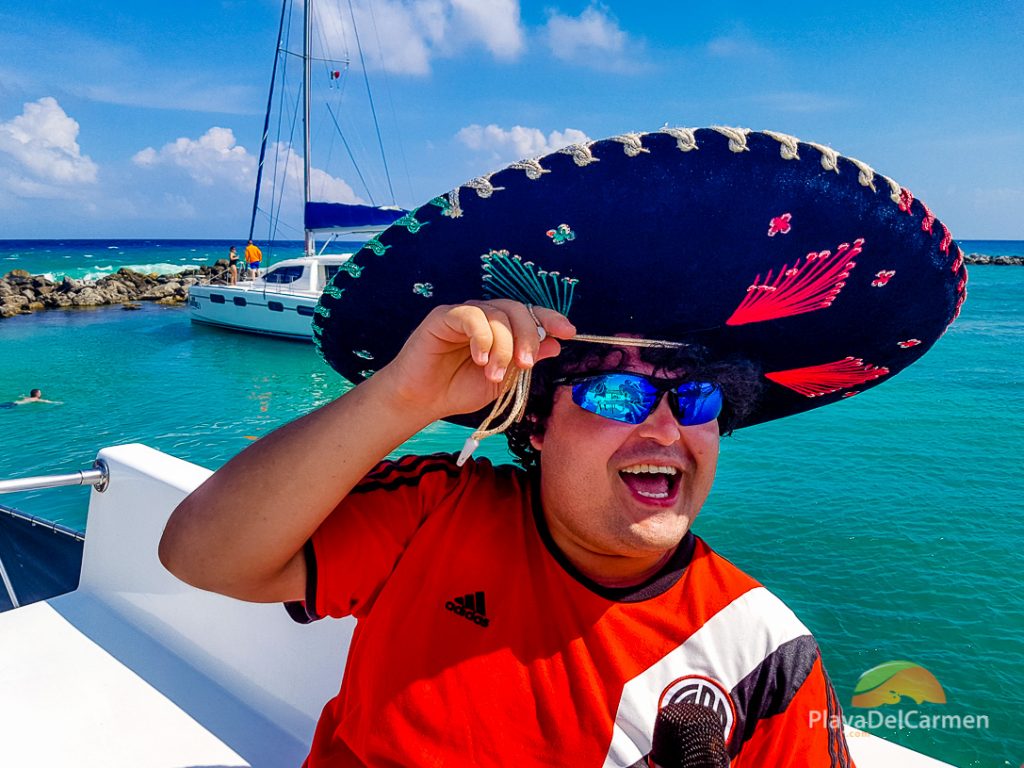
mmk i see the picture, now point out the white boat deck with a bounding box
[0,445,956,766]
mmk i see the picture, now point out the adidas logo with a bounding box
[445,591,490,628]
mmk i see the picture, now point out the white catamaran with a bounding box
[188,0,406,340]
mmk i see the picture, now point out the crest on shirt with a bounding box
[659,675,737,746]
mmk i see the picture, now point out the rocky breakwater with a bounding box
[963,253,1024,266]
[0,261,231,319]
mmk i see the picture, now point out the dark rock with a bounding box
[72,287,107,307]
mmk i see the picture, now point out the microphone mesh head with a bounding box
[650,703,729,768]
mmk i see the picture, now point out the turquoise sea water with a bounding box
[1,240,1021,766]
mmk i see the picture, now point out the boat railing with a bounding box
[0,459,108,495]
[0,504,86,541]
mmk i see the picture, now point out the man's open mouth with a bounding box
[618,463,681,502]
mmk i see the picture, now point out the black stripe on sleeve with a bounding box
[284,538,321,624]
[824,666,853,768]
[727,634,820,758]
[350,453,463,495]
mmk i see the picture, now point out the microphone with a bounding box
[648,703,730,768]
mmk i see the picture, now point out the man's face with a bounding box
[530,351,720,577]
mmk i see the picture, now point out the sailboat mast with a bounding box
[303,0,314,257]
[247,0,288,243]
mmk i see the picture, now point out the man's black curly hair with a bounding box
[504,340,765,472]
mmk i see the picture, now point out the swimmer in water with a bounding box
[12,389,61,405]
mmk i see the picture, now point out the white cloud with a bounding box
[449,0,524,59]
[0,97,98,185]
[79,83,261,116]
[542,4,641,72]
[457,123,590,161]
[315,0,524,76]
[133,127,363,204]
[132,127,253,190]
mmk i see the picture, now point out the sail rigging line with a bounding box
[248,0,291,242]
[268,68,304,245]
[268,3,305,245]
[266,0,299,245]
[325,102,376,206]
[366,0,415,204]
[347,0,397,206]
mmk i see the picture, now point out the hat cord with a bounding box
[456,333,687,466]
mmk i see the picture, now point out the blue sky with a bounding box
[0,0,1021,240]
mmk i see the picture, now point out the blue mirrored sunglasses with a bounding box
[555,373,723,427]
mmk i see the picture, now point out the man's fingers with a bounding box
[481,306,515,382]
[442,301,576,381]
[443,305,493,366]
[469,300,576,369]
[445,304,515,382]
[528,305,577,341]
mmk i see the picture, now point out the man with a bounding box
[244,239,263,278]
[13,389,59,405]
[161,300,851,765]
[161,126,964,765]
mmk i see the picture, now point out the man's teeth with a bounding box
[620,464,676,499]
[620,464,678,476]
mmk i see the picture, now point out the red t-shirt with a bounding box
[288,454,853,767]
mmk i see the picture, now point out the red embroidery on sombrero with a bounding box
[909,194,954,254]
[765,357,889,397]
[897,339,922,348]
[726,239,863,326]
[872,270,895,287]
[950,245,964,273]
[898,187,915,215]
[767,213,792,237]
[949,273,968,324]
[919,200,936,234]
[939,223,954,255]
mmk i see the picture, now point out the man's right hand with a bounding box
[378,300,576,423]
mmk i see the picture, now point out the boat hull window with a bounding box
[268,301,284,312]
[296,305,315,317]
[233,297,247,307]
[210,294,226,304]
[263,266,304,284]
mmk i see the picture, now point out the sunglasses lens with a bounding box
[570,375,723,427]
[571,374,657,424]
[675,382,723,425]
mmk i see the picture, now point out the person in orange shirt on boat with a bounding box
[159,127,965,766]
[244,240,262,278]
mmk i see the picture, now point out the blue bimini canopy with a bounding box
[305,202,407,233]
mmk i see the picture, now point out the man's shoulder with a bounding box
[689,537,814,642]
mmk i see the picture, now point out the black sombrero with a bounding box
[312,126,967,429]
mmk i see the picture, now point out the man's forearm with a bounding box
[158,368,433,602]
